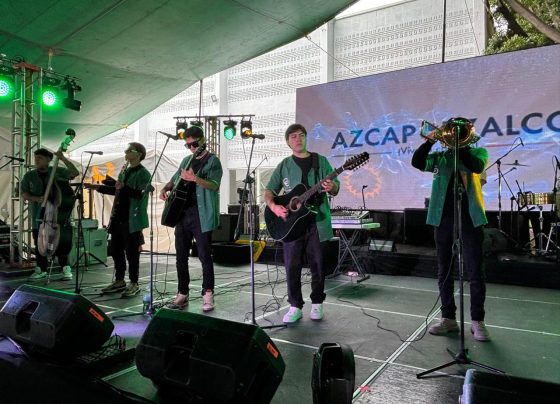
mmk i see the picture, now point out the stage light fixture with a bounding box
[223,119,237,140]
[0,65,15,99]
[190,120,203,128]
[62,78,82,111]
[176,120,188,139]
[240,119,252,138]
[42,76,61,108]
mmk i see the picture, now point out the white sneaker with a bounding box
[282,307,302,324]
[202,290,214,312]
[28,267,46,281]
[62,265,73,280]
[309,304,324,321]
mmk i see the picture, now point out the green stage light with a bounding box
[0,65,15,99]
[223,119,237,140]
[42,76,61,108]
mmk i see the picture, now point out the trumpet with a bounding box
[420,117,480,149]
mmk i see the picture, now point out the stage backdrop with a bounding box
[296,45,560,212]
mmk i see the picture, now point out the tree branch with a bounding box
[503,0,560,43]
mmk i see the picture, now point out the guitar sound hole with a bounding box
[288,198,301,212]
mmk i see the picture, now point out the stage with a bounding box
[0,247,559,403]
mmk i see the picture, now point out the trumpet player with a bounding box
[85,142,151,297]
[412,118,491,341]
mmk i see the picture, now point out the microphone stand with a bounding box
[73,153,107,294]
[492,167,521,249]
[113,136,172,319]
[361,185,367,210]
[234,137,284,330]
[418,127,503,378]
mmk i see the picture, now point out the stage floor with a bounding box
[0,253,559,403]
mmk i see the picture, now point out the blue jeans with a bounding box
[282,223,326,309]
[175,205,214,295]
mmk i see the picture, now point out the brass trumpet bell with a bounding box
[421,117,480,149]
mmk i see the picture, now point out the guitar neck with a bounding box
[41,157,62,206]
[299,167,343,205]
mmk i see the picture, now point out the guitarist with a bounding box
[21,148,79,281]
[159,126,223,312]
[85,142,151,297]
[264,124,339,324]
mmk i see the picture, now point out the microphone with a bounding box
[241,130,265,140]
[65,128,76,137]
[4,155,25,162]
[84,151,103,155]
[519,137,524,147]
[158,131,179,140]
[362,185,368,189]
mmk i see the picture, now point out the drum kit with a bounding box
[488,156,559,257]
[512,168,559,256]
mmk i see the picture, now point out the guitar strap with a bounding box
[310,152,325,207]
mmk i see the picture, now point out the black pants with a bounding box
[109,223,143,283]
[175,205,214,295]
[282,223,326,309]
[435,209,486,321]
[33,228,70,271]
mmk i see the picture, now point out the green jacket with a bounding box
[99,165,151,234]
[21,167,72,229]
[422,147,488,228]
[171,153,222,233]
[266,153,338,242]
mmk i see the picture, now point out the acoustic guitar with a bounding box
[161,144,207,227]
[264,152,369,242]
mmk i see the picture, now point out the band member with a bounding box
[21,148,79,281]
[85,142,151,297]
[160,126,223,312]
[411,117,491,341]
[264,123,339,323]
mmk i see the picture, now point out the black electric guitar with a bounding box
[161,144,207,227]
[264,152,369,242]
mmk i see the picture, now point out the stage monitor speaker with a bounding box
[312,342,355,404]
[460,369,560,404]
[136,308,285,404]
[0,284,114,358]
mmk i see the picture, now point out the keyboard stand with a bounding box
[328,222,380,283]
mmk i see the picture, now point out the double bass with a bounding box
[37,131,76,260]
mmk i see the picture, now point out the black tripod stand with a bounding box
[417,122,504,379]
[234,136,285,330]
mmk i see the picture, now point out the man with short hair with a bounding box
[412,118,491,341]
[86,142,151,297]
[160,126,223,312]
[21,147,79,281]
[264,123,339,323]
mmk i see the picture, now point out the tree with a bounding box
[485,0,560,54]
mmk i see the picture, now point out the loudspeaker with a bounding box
[68,227,108,266]
[0,284,114,358]
[460,369,560,403]
[483,227,509,253]
[212,213,237,242]
[136,308,285,403]
[312,343,355,404]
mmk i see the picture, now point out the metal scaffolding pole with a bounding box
[9,62,41,267]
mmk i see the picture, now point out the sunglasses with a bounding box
[124,149,138,153]
[185,140,200,148]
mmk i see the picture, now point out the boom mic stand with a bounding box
[417,125,503,378]
[234,137,284,330]
[113,135,171,319]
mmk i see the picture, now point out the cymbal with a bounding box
[503,159,529,167]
